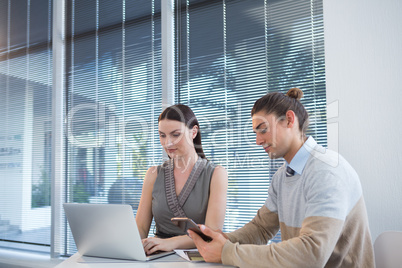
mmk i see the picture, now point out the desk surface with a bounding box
[56,252,235,267]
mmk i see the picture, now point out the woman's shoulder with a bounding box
[210,163,227,173]
[143,165,159,185]
[204,159,226,169]
[150,159,171,173]
[203,159,218,173]
[205,161,227,180]
[147,165,159,173]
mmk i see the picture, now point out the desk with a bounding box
[56,252,236,267]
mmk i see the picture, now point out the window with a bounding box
[64,0,162,255]
[0,0,326,255]
[0,0,52,252]
[176,0,327,241]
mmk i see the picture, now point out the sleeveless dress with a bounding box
[151,157,216,238]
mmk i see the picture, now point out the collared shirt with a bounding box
[286,136,317,175]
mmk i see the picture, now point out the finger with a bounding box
[142,238,148,247]
[142,238,151,249]
[143,242,151,252]
[142,237,155,248]
[199,225,220,239]
[211,228,226,237]
[144,240,156,252]
[145,243,158,255]
[188,229,206,248]
[146,244,157,255]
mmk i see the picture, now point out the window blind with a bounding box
[0,0,53,251]
[64,0,162,255]
[176,0,327,242]
[0,0,326,254]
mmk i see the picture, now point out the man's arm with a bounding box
[190,210,344,267]
[221,215,344,268]
[225,205,279,245]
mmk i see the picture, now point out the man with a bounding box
[188,89,374,267]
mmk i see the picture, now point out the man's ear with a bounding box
[286,110,296,128]
[192,125,199,139]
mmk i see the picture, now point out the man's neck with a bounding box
[284,136,307,163]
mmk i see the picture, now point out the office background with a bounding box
[0,0,401,266]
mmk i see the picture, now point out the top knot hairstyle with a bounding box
[286,87,303,100]
[251,88,309,135]
[158,104,206,159]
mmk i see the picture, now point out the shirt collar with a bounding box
[286,136,317,175]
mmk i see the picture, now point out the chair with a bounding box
[374,231,402,268]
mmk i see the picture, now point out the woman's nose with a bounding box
[163,137,174,147]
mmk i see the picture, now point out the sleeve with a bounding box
[221,216,344,268]
[226,205,279,245]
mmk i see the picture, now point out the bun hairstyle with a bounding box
[158,104,206,159]
[286,87,303,101]
[251,88,309,136]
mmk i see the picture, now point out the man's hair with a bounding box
[251,88,309,135]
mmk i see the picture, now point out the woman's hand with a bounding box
[142,237,177,255]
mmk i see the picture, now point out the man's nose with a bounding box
[255,133,264,145]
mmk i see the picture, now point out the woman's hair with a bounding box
[251,88,309,135]
[158,104,206,159]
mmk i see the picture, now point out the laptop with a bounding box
[63,203,175,261]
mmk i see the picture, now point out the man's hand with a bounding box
[188,225,228,263]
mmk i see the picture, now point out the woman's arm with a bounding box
[135,166,158,239]
[205,165,228,230]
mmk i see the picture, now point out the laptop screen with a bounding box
[64,203,151,261]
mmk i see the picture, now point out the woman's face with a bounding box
[158,119,197,159]
[252,111,293,160]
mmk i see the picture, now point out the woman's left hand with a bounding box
[142,237,176,255]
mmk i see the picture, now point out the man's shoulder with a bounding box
[307,144,346,170]
[304,145,360,189]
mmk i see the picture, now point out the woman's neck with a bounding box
[173,151,199,171]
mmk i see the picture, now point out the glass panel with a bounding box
[0,0,52,252]
[65,0,162,255]
[176,0,326,243]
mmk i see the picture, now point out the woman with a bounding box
[136,104,228,255]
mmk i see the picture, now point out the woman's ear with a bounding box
[192,125,199,139]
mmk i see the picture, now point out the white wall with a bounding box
[323,0,402,242]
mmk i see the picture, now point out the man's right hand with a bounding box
[188,225,228,263]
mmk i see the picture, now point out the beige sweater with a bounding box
[221,138,374,267]
[222,201,374,267]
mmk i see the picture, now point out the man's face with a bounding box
[252,111,291,160]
